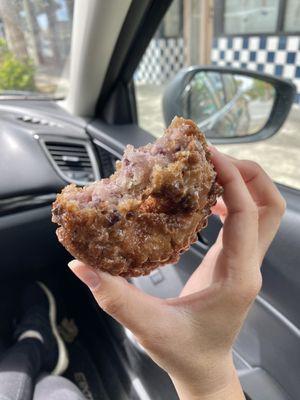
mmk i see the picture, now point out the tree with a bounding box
[0,0,29,60]
[33,0,62,67]
[65,0,74,21]
[44,0,62,66]
[0,38,35,92]
[23,0,45,65]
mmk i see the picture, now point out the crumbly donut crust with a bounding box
[52,117,223,277]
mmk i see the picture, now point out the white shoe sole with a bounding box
[37,281,69,375]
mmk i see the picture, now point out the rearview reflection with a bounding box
[182,72,275,138]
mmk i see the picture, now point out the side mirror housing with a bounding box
[163,66,296,144]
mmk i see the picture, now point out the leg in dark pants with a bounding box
[0,281,84,400]
[33,375,86,400]
[0,338,43,400]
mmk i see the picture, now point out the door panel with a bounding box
[87,120,300,400]
[260,186,300,327]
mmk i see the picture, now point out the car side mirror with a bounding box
[163,66,296,144]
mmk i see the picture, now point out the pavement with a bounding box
[135,84,300,190]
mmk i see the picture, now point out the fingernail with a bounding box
[68,260,101,290]
[208,145,218,154]
[68,260,78,269]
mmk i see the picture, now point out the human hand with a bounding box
[68,149,285,400]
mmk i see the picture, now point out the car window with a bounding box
[0,0,74,98]
[134,0,300,190]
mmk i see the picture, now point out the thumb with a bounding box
[68,260,166,336]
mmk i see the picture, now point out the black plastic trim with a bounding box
[0,194,56,216]
[88,120,155,156]
[95,0,173,123]
[93,139,122,160]
[37,135,100,185]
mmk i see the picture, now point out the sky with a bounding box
[37,0,71,31]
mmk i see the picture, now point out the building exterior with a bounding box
[135,0,212,85]
[212,0,300,102]
[134,0,185,84]
[136,0,300,102]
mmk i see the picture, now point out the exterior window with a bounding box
[159,0,182,38]
[0,0,74,98]
[135,0,300,189]
[284,0,300,32]
[224,0,280,35]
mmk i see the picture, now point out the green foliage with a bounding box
[0,38,35,92]
[246,79,275,101]
[0,38,8,54]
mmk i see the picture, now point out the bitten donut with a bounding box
[52,117,222,277]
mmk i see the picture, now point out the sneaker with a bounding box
[14,281,69,375]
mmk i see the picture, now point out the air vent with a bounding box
[17,114,62,128]
[41,139,100,185]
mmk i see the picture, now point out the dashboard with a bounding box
[0,99,162,282]
[0,100,120,280]
[0,100,117,215]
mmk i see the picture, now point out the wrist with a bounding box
[170,356,245,400]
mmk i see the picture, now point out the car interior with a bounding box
[0,1,299,400]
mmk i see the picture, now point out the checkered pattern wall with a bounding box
[135,38,184,85]
[211,35,300,103]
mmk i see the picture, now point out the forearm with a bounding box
[171,365,245,400]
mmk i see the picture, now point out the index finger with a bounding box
[223,156,286,255]
[210,148,259,279]
[225,156,285,213]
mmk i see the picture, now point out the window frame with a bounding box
[214,0,300,37]
[156,0,183,39]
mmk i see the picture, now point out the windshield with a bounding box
[0,0,74,99]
